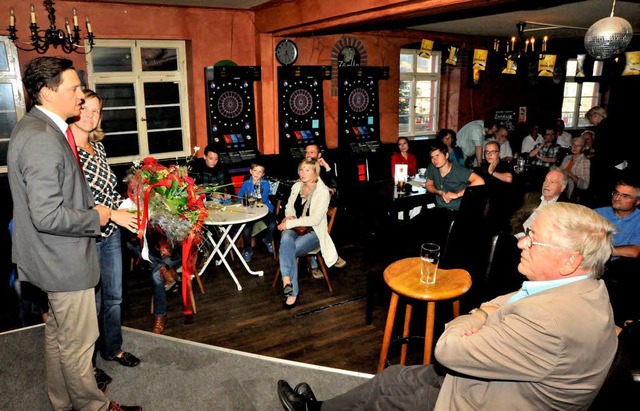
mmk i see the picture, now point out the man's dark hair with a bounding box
[484,118,498,129]
[204,144,218,156]
[429,140,449,156]
[22,57,74,108]
[616,179,640,195]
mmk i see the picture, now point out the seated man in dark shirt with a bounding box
[190,144,235,198]
[476,141,516,232]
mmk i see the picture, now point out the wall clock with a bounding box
[275,39,298,66]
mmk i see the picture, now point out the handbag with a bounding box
[292,226,313,236]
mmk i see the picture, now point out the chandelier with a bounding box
[584,0,633,60]
[494,22,549,64]
[7,0,94,54]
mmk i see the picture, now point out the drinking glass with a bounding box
[420,243,440,284]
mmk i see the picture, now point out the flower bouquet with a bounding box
[126,155,208,316]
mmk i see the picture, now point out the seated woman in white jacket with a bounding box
[276,158,345,309]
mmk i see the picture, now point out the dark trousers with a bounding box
[322,364,444,410]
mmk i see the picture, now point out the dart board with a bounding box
[278,66,332,159]
[338,66,389,155]
[205,65,261,165]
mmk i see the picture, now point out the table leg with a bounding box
[202,227,243,291]
[400,302,413,365]
[223,223,264,277]
[452,299,460,318]
[423,301,436,365]
[378,292,399,372]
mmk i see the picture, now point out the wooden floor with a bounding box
[1,207,449,376]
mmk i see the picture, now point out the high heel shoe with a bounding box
[283,295,299,310]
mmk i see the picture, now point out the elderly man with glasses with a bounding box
[595,180,640,324]
[277,202,618,411]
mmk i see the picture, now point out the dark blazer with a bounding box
[8,108,101,292]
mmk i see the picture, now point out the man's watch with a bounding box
[469,307,489,320]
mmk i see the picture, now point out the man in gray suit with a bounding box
[8,57,140,411]
[278,202,618,410]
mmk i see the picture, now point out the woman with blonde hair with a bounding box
[276,158,344,309]
[69,89,140,390]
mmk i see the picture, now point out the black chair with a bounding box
[479,232,523,304]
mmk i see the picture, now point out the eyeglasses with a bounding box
[612,190,636,200]
[522,228,571,251]
[484,150,499,155]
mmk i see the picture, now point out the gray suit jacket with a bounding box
[8,108,101,292]
[435,278,617,410]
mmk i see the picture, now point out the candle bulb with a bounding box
[511,36,516,51]
[531,37,535,52]
[525,39,529,52]
[30,4,36,24]
[86,16,92,34]
[73,8,78,27]
[543,36,548,52]
[10,8,15,27]
[65,18,71,35]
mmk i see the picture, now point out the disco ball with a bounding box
[584,16,633,60]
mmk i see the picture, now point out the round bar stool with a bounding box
[377,258,472,371]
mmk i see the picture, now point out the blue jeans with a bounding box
[95,229,123,360]
[150,252,182,317]
[278,229,320,297]
[242,212,277,253]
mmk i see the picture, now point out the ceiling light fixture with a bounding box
[584,0,633,60]
[494,22,548,64]
[6,0,94,54]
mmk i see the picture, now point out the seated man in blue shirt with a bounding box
[595,179,640,324]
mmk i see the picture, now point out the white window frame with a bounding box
[86,39,191,164]
[399,49,441,138]
[0,36,26,173]
[560,58,602,129]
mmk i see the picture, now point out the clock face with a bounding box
[275,39,298,66]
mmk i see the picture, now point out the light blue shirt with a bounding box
[507,274,591,304]
[595,207,640,247]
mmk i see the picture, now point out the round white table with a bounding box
[198,201,269,290]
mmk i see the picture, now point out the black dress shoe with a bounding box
[278,380,313,411]
[113,351,140,367]
[107,401,142,411]
[94,367,112,392]
[294,382,317,402]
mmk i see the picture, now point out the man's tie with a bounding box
[65,127,83,170]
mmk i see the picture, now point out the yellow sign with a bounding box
[538,54,556,77]
[502,58,517,74]
[622,51,640,76]
[418,39,434,59]
[445,46,459,65]
[473,49,488,71]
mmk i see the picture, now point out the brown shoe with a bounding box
[108,401,142,411]
[334,257,347,268]
[152,315,167,334]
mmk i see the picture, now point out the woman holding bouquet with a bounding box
[276,158,345,309]
[70,89,141,387]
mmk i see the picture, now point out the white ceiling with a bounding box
[87,0,640,39]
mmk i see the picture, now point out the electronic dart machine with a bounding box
[277,66,332,162]
[204,65,261,166]
[338,66,389,183]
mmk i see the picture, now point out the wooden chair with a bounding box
[272,205,338,292]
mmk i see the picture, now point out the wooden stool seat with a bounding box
[377,258,471,371]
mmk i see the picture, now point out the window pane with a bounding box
[96,84,136,107]
[563,82,577,97]
[144,82,180,105]
[581,82,599,99]
[102,132,140,158]
[92,47,133,72]
[561,97,576,114]
[399,115,409,133]
[141,48,178,71]
[400,53,414,73]
[417,54,440,73]
[0,42,8,71]
[148,130,183,154]
[102,108,137,133]
[416,81,433,98]
[146,106,181,129]
[399,80,411,98]
[566,60,577,77]
[0,83,17,138]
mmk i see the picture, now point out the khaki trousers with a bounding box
[46,289,110,411]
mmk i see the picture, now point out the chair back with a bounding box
[483,232,522,297]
